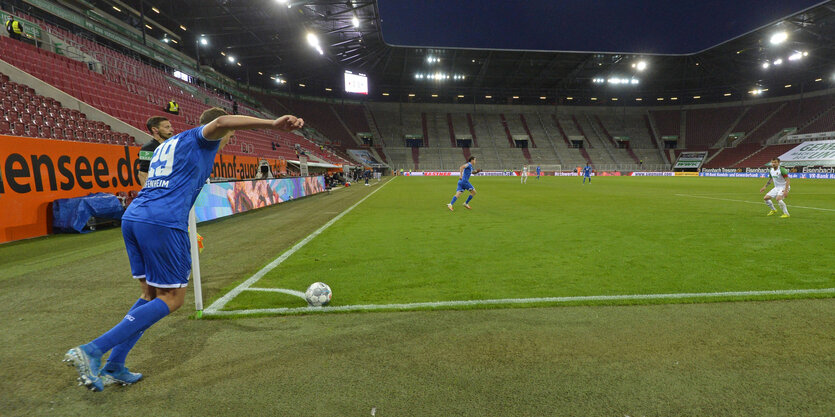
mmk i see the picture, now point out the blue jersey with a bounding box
[122,126,220,231]
[583,166,592,176]
[536,166,541,174]
[462,162,473,181]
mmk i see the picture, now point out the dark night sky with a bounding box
[377,0,823,54]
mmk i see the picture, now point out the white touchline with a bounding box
[675,194,835,212]
[203,288,835,316]
[204,178,394,313]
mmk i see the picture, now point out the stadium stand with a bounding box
[4,6,834,173]
[0,14,349,165]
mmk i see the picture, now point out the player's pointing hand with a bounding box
[274,115,304,132]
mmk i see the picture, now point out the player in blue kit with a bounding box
[536,165,541,180]
[448,156,477,211]
[582,163,592,184]
[63,108,304,391]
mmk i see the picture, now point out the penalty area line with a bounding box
[203,287,835,317]
[204,179,393,314]
[675,194,835,212]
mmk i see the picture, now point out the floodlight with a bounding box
[636,61,647,71]
[630,79,639,85]
[788,52,802,61]
[325,88,332,91]
[352,15,359,28]
[773,58,783,65]
[762,62,770,69]
[200,38,208,45]
[769,31,788,45]
[306,32,319,47]
[227,56,235,63]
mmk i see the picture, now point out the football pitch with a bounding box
[211,175,835,316]
[1,175,834,416]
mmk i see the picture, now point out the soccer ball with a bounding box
[305,282,332,307]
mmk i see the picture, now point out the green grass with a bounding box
[220,176,835,312]
[1,177,833,416]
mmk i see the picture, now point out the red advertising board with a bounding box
[0,135,287,243]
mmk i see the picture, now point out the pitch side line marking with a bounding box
[203,288,835,316]
[204,179,393,314]
[675,194,835,212]
[244,287,307,299]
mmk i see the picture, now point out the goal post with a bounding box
[525,164,561,175]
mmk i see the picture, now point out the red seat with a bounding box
[26,124,40,137]
[11,123,25,136]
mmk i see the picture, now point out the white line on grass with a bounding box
[245,287,306,299]
[204,288,835,316]
[675,194,835,212]
[204,179,393,314]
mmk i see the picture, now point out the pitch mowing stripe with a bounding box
[204,179,394,314]
[675,194,835,212]
[204,288,835,316]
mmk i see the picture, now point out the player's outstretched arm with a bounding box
[202,115,304,141]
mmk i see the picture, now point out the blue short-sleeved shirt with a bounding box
[462,162,473,182]
[122,126,220,231]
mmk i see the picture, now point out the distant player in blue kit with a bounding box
[536,165,541,179]
[448,156,477,211]
[582,163,592,184]
[63,108,305,391]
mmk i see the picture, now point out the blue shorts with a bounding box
[457,180,474,192]
[122,219,191,289]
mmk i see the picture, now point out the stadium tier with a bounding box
[3,8,835,172]
[1,17,344,165]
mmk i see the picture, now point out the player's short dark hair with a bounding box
[146,116,169,134]
[468,156,476,162]
[772,157,781,162]
[199,107,228,125]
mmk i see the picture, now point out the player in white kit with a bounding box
[521,165,528,184]
[760,157,790,218]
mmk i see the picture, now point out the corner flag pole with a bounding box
[188,207,204,318]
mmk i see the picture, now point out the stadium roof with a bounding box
[87,0,835,104]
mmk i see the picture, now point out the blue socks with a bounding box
[86,298,170,356]
[450,196,458,205]
[465,195,473,204]
[104,298,148,368]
